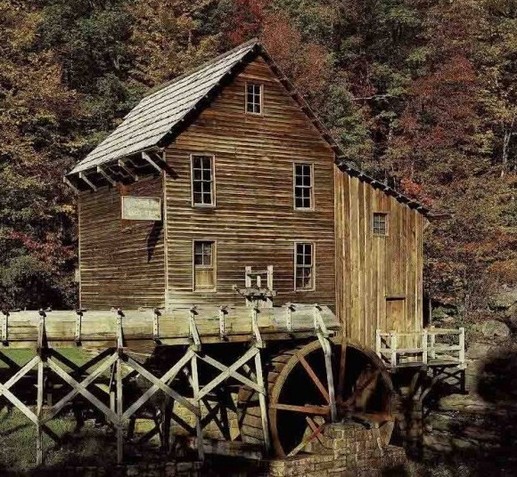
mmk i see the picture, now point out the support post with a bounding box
[189,307,201,351]
[285,303,294,333]
[459,327,465,365]
[390,331,397,367]
[153,308,161,341]
[219,306,227,341]
[266,265,273,290]
[251,307,264,348]
[75,310,83,345]
[375,329,381,358]
[36,357,44,466]
[190,354,204,460]
[313,305,337,422]
[429,326,436,360]
[1,310,8,345]
[422,329,428,364]
[254,348,271,451]
[116,356,123,464]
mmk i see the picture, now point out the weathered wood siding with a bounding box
[78,177,165,309]
[164,57,336,308]
[334,168,425,349]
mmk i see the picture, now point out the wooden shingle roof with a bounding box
[70,39,258,174]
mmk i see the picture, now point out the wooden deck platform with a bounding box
[375,327,466,369]
[0,304,339,350]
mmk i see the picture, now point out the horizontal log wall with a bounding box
[334,169,425,349]
[164,57,336,308]
[79,177,165,309]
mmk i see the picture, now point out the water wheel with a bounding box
[238,339,395,457]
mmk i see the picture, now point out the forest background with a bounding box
[0,0,516,319]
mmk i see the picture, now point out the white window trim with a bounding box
[192,239,217,292]
[293,162,315,211]
[294,241,316,291]
[245,82,264,116]
[190,154,216,208]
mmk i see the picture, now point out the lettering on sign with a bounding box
[121,196,162,221]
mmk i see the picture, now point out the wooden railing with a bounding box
[375,327,465,368]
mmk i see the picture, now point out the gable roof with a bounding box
[66,39,430,216]
[69,39,258,175]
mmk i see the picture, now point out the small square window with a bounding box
[373,213,388,236]
[246,83,262,114]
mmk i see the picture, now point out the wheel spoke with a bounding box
[270,403,330,415]
[297,353,330,404]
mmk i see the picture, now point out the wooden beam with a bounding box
[191,354,205,461]
[123,353,199,417]
[63,176,80,193]
[96,166,116,186]
[142,151,162,173]
[196,347,258,400]
[118,159,139,181]
[46,357,119,425]
[42,352,118,423]
[255,349,271,451]
[116,356,123,464]
[78,172,98,191]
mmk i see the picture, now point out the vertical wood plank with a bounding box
[191,354,205,460]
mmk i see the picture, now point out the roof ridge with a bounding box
[142,38,260,101]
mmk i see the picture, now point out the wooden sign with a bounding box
[121,196,162,221]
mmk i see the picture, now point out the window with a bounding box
[373,213,388,236]
[193,241,216,290]
[295,242,314,290]
[246,83,262,114]
[294,163,313,210]
[191,155,215,206]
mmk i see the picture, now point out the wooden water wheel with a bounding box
[238,339,395,457]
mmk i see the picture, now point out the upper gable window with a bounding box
[191,155,215,207]
[245,83,263,114]
[373,212,388,236]
[294,163,314,210]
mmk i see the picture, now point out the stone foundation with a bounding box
[268,422,407,477]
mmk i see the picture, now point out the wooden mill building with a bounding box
[65,39,429,350]
[0,39,466,467]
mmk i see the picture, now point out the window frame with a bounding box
[245,82,264,115]
[372,212,389,236]
[294,241,316,291]
[192,240,217,292]
[293,162,315,211]
[190,154,216,208]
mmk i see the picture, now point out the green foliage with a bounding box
[1,0,515,315]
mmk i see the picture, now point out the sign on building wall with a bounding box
[121,196,162,221]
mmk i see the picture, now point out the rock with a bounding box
[471,319,510,338]
[467,342,492,360]
[432,306,458,321]
[438,394,495,414]
[489,287,517,310]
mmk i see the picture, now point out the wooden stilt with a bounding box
[191,354,204,460]
[254,348,271,451]
[116,357,123,464]
[36,357,44,466]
